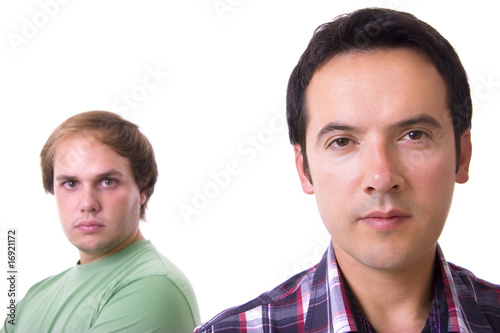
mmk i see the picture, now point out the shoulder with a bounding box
[4,267,75,331]
[99,275,200,329]
[84,275,200,332]
[90,243,202,331]
[130,243,198,302]
[18,266,73,300]
[196,265,318,332]
[110,242,200,323]
[448,262,500,329]
[448,262,500,295]
[110,241,195,295]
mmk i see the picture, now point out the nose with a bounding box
[79,185,101,213]
[362,142,404,195]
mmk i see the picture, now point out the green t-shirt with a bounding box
[2,240,200,333]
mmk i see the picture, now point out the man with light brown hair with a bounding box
[1,111,200,333]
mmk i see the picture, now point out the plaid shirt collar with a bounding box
[323,242,357,332]
[320,242,480,333]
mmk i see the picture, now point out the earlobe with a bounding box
[456,129,472,184]
[294,145,314,194]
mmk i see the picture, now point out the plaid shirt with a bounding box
[196,243,500,332]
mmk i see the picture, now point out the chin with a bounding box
[364,247,433,273]
[365,259,414,272]
[74,239,114,254]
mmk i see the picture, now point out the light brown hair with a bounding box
[40,111,158,220]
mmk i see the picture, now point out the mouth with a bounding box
[359,210,411,231]
[75,220,105,233]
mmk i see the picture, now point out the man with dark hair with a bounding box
[1,111,200,332]
[196,8,500,332]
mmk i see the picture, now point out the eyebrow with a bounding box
[391,114,443,130]
[315,123,357,147]
[55,170,125,182]
[314,113,443,147]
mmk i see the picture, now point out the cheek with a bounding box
[310,151,361,193]
[407,151,456,212]
[112,190,141,214]
[54,192,70,214]
[54,194,73,231]
[310,160,358,226]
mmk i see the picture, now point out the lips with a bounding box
[359,210,411,231]
[75,220,105,233]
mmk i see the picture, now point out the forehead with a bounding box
[305,48,449,132]
[54,134,106,157]
[53,134,131,175]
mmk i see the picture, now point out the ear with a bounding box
[294,145,314,194]
[139,190,147,205]
[456,129,472,184]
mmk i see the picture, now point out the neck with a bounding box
[335,243,437,332]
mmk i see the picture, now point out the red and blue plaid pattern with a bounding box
[196,244,500,332]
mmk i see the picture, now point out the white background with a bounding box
[0,0,499,324]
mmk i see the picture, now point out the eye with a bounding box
[404,130,427,141]
[101,178,117,187]
[329,137,351,148]
[63,180,78,189]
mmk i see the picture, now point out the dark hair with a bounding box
[286,8,472,178]
[40,111,158,220]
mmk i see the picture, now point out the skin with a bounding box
[294,48,472,332]
[53,134,146,264]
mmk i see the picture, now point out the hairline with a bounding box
[299,46,458,176]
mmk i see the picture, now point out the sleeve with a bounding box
[89,275,198,333]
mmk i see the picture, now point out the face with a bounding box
[53,134,146,264]
[295,48,471,272]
